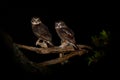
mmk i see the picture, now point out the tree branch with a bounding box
[14,43,91,66]
[1,30,92,74]
[15,43,92,54]
[37,50,87,66]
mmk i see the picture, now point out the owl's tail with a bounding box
[46,41,54,47]
[72,43,80,50]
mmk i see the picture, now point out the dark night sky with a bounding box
[2,8,113,44]
[0,6,115,79]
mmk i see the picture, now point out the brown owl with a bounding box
[55,21,79,50]
[55,21,79,58]
[31,17,53,48]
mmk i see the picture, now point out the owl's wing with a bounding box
[58,28,76,43]
[32,24,52,41]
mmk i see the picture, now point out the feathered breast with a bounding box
[56,27,76,43]
[32,24,52,41]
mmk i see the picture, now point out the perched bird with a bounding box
[55,21,79,59]
[31,17,53,48]
[55,21,79,50]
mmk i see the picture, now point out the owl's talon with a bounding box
[59,41,68,48]
[59,45,64,48]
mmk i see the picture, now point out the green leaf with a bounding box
[100,30,108,39]
[88,57,93,66]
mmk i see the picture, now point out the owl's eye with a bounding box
[55,23,58,26]
[37,19,40,22]
[31,19,34,23]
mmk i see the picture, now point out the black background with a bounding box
[3,7,113,44]
[0,2,116,79]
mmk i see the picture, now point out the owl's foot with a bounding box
[59,41,68,48]
[36,40,48,48]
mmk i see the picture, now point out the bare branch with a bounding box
[15,43,92,54]
[37,50,87,66]
[1,30,92,73]
[14,43,91,66]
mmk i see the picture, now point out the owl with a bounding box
[31,17,53,48]
[55,21,79,50]
[55,21,79,58]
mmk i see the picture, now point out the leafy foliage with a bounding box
[87,30,110,66]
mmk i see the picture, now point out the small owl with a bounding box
[55,21,79,50]
[55,21,79,59]
[31,17,53,48]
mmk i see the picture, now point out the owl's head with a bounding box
[55,21,67,29]
[31,17,41,25]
